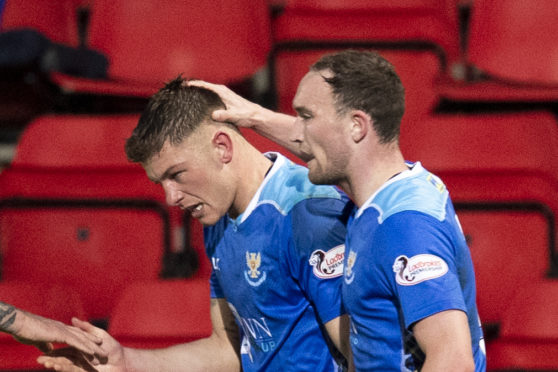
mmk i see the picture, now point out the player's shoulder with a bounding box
[365,162,450,224]
[260,154,347,216]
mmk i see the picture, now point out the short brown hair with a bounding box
[125,76,226,163]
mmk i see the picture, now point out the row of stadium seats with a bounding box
[3,0,557,86]
[0,0,557,128]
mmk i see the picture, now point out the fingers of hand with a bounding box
[38,348,98,372]
[187,79,220,91]
[212,110,229,122]
[71,318,102,337]
[38,355,81,372]
[62,324,107,360]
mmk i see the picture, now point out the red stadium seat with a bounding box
[400,111,558,329]
[436,0,558,103]
[457,210,550,327]
[272,0,461,70]
[399,111,558,193]
[487,279,558,371]
[0,0,81,45]
[467,0,558,86]
[51,0,271,98]
[272,48,442,116]
[0,204,167,322]
[0,282,87,371]
[10,114,140,168]
[108,279,212,349]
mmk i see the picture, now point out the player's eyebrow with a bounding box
[149,164,180,185]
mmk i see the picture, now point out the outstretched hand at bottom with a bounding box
[38,348,100,372]
[38,318,126,372]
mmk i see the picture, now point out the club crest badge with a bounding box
[309,244,345,279]
[244,251,267,287]
[344,250,357,284]
[393,254,448,286]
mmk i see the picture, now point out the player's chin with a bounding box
[307,167,329,186]
[197,212,222,227]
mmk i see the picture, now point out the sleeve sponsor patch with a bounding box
[392,254,448,286]
[309,244,345,279]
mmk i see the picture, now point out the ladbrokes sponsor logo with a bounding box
[309,244,345,279]
[393,254,448,286]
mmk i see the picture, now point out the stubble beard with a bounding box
[307,160,347,186]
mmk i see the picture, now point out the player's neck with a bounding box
[229,145,274,218]
[345,143,407,208]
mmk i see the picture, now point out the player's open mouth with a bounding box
[184,203,203,218]
[186,203,203,216]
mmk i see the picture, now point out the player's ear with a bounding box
[212,130,233,164]
[350,110,371,143]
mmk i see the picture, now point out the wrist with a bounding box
[252,107,290,131]
[1,306,23,335]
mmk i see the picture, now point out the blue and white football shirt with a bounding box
[204,153,351,372]
[342,162,486,371]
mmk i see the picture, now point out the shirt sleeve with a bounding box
[377,211,467,329]
[286,195,351,324]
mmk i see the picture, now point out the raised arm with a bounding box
[0,301,107,360]
[38,298,242,372]
[187,80,310,161]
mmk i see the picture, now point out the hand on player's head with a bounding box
[186,80,261,129]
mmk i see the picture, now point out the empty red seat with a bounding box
[399,111,558,191]
[272,0,461,70]
[436,0,558,103]
[467,0,558,86]
[0,0,80,45]
[487,279,558,370]
[1,114,163,202]
[0,282,87,370]
[108,279,212,348]
[10,114,140,168]
[457,210,550,327]
[0,205,167,322]
[51,0,271,97]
